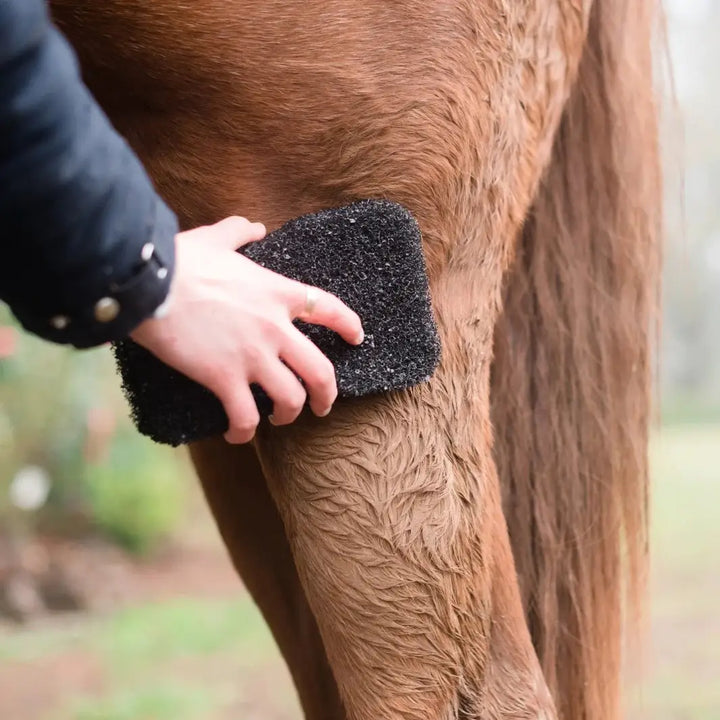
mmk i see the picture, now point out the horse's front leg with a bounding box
[188,439,345,720]
[254,329,555,720]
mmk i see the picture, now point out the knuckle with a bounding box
[322,358,336,380]
[308,363,336,393]
[190,364,217,391]
[284,281,307,312]
[235,416,259,438]
[261,315,285,340]
[280,389,306,416]
[242,343,267,369]
[288,396,306,415]
[226,215,250,228]
[207,378,235,407]
[231,430,254,445]
[223,393,260,440]
[239,408,260,429]
[212,364,236,387]
[328,306,346,328]
[226,421,256,444]
[250,309,280,337]
[238,427,257,442]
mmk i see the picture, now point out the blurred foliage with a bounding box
[0,305,188,556]
[84,431,185,555]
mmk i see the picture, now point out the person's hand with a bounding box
[130,216,364,444]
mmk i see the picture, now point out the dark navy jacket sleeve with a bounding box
[0,0,177,348]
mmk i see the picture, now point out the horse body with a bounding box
[51,1,660,718]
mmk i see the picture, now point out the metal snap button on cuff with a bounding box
[94,297,120,323]
[141,242,155,262]
[50,315,70,330]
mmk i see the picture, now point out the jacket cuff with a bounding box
[12,200,177,349]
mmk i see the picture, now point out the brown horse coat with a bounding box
[51,1,661,718]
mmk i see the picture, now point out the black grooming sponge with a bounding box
[113,199,441,446]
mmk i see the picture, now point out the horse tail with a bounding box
[490,2,661,719]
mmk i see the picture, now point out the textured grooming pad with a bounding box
[113,199,441,446]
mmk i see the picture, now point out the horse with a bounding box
[50,1,661,718]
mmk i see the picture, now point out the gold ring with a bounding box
[304,286,319,317]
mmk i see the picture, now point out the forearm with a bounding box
[0,0,177,348]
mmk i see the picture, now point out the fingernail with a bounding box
[354,330,364,345]
[320,406,332,417]
[269,414,277,425]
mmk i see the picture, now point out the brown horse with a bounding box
[51,1,661,718]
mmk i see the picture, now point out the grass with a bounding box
[96,598,276,671]
[71,685,213,720]
[1,425,718,719]
[0,597,301,720]
[629,424,720,720]
[0,597,275,666]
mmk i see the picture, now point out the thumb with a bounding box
[205,216,267,250]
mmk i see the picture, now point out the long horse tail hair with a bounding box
[490,1,661,718]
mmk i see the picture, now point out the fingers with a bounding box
[217,382,261,444]
[281,329,338,417]
[290,284,364,346]
[253,359,308,426]
[203,216,267,250]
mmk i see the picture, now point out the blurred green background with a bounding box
[1,2,719,719]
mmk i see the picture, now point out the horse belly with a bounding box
[53,0,585,283]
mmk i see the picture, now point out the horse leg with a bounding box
[189,439,345,720]
[186,0,594,710]
[192,333,552,720]
[252,329,555,720]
